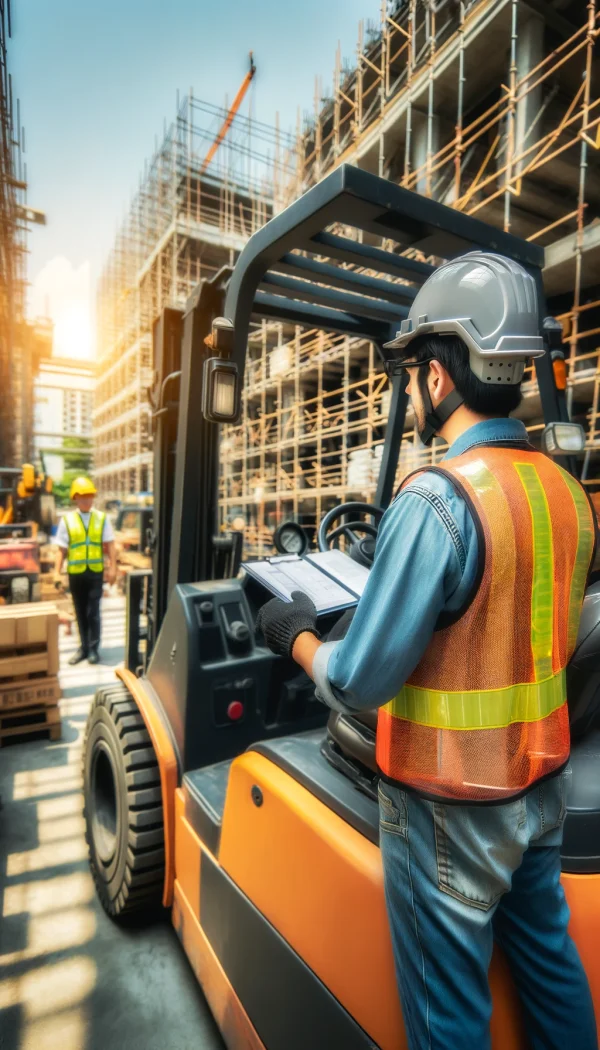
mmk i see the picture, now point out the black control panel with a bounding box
[146,579,328,773]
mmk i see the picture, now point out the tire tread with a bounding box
[82,681,165,922]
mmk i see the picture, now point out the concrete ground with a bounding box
[0,595,224,1050]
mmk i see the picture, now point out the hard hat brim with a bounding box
[384,316,545,357]
[383,317,546,385]
[70,479,97,498]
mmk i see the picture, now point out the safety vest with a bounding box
[65,509,105,574]
[376,446,596,803]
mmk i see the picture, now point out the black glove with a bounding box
[256,590,319,658]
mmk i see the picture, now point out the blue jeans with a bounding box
[378,769,597,1050]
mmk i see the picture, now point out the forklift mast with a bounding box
[147,275,237,655]
[139,165,570,665]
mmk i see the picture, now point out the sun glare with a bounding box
[53,302,93,360]
[31,256,94,360]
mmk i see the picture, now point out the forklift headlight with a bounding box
[542,422,585,456]
[202,358,241,423]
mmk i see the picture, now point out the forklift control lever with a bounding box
[227,620,251,650]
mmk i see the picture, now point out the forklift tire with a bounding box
[10,576,30,603]
[82,682,165,921]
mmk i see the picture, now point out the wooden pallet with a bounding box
[0,702,61,746]
[0,648,51,678]
[0,675,61,711]
[0,604,59,679]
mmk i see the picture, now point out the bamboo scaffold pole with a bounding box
[379,0,387,178]
[454,1,466,203]
[403,0,416,186]
[425,2,436,198]
[504,0,518,232]
[568,0,596,419]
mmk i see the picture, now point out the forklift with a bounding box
[82,166,600,1049]
[112,498,154,590]
[0,463,56,602]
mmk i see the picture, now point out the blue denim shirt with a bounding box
[313,417,531,713]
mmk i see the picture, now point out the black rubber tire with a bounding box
[82,682,165,921]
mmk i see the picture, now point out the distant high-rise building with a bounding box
[34,357,94,480]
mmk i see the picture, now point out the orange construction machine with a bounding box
[0,464,56,602]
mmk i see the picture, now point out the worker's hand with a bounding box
[53,571,63,589]
[256,590,319,658]
[105,568,117,586]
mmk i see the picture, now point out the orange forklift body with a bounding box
[119,666,600,1050]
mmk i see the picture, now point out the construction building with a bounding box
[0,0,47,466]
[92,92,284,500]
[94,1,599,555]
[219,0,600,554]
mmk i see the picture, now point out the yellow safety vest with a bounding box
[65,510,105,574]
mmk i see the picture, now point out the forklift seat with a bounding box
[327,710,378,774]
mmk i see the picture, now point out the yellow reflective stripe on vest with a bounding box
[561,469,595,655]
[515,463,554,682]
[385,669,566,731]
[458,457,501,498]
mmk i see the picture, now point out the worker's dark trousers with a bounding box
[69,569,103,653]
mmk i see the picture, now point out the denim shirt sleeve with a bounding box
[313,475,478,713]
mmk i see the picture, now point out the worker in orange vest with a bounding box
[257,253,598,1049]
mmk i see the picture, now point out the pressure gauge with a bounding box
[272,521,309,556]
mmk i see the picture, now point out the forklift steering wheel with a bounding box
[318,502,384,568]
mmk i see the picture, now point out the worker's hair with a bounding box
[406,333,523,416]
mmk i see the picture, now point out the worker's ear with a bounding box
[427,359,454,407]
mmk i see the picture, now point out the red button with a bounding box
[227,700,244,722]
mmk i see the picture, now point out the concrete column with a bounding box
[412,110,440,197]
[514,11,544,177]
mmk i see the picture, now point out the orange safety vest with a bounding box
[376,445,596,803]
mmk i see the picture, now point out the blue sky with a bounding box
[10,0,380,355]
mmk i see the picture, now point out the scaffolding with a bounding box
[0,0,38,465]
[220,0,600,554]
[93,94,292,500]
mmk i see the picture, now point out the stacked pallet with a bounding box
[0,604,61,746]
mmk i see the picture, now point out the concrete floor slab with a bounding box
[0,596,224,1050]
[544,223,600,298]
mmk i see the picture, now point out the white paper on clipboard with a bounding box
[243,554,358,614]
[305,549,370,598]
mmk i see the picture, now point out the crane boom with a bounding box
[200,52,256,176]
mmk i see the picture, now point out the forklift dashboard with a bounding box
[144,575,331,775]
[272,520,308,556]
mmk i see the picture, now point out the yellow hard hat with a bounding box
[70,476,97,499]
